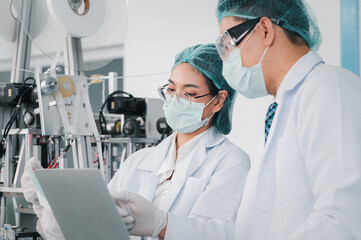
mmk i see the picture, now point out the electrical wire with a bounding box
[47,139,74,169]
[2,79,36,138]
[22,76,36,88]
[0,78,37,158]
[99,90,134,134]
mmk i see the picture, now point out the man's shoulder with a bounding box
[294,63,361,102]
[305,64,360,89]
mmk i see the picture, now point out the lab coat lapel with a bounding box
[158,138,207,212]
[241,51,325,236]
[158,128,224,212]
[278,51,324,97]
[137,133,175,201]
[186,129,224,177]
[264,51,324,151]
[235,51,326,239]
[256,52,324,196]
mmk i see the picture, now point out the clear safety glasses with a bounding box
[216,17,282,61]
[216,18,261,61]
[158,83,213,109]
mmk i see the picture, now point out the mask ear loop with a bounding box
[204,92,219,108]
[257,25,274,65]
[258,24,275,64]
[203,92,220,125]
[204,112,216,126]
[258,46,269,65]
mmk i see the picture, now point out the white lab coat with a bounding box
[234,51,361,240]
[108,127,250,240]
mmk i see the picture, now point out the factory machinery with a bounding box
[0,1,171,238]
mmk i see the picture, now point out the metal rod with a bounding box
[10,0,33,83]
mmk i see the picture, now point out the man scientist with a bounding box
[215,0,361,239]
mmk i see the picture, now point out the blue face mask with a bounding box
[163,95,216,134]
[222,24,269,99]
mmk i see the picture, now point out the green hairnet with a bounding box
[216,0,322,50]
[172,43,236,135]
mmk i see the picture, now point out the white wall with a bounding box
[123,0,342,162]
[123,0,220,97]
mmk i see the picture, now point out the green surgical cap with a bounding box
[172,43,236,135]
[216,0,322,50]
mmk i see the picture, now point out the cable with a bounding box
[0,80,37,158]
[0,62,39,75]
[87,71,170,85]
[3,84,35,138]
[47,139,74,169]
[22,76,36,88]
[99,90,134,134]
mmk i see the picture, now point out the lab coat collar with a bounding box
[137,132,176,172]
[136,127,224,173]
[249,52,325,214]
[204,126,225,148]
[136,133,175,202]
[276,51,324,101]
[268,51,324,148]
[159,127,225,211]
[186,127,225,176]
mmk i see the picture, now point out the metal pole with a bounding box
[64,36,91,170]
[64,36,84,76]
[10,0,33,83]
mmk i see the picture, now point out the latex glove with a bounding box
[20,157,43,205]
[116,205,135,230]
[20,158,65,240]
[111,191,167,237]
[37,207,65,240]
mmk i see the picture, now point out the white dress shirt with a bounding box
[152,127,212,208]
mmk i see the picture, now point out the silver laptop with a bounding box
[33,169,130,240]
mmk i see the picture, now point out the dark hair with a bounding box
[191,66,220,96]
[283,28,308,47]
[205,78,220,96]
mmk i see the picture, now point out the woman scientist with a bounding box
[21,43,250,240]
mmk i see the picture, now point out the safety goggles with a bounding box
[216,17,282,61]
[158,83,214,109]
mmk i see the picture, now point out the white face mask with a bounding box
[222,24,269,99]
[163,95,216,134]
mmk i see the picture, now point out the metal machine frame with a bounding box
[0,1,163,234]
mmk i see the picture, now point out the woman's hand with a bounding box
[111,191,167,237]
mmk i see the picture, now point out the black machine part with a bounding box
[99,90,145,135]
[0,79,37,158]
[0,83,38,107]
[15,231,43,239]
[123,117,145,137]
[23,108,40,128]
[156,117,172,135]
[107,96,146,115]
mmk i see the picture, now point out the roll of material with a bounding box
[57,76,75,98]
[47,0,106,38]
[0,0,49,42]
[0,0,16,42]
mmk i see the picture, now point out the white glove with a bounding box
[20,157,43,210]
[111,191,167,237]
[116,205,135,230]
[21,157,65,240]
[36,207,65,240]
